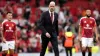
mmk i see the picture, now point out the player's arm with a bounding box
[94,22,98,41]
[15,29,17,41]
[78,25,82,40]
[94,26,98,40]
[1,23,6,43]
[14,25,17,41]
[78,18,83,41]
[14,25,18,53]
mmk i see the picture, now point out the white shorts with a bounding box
[81,37,93,47]
[2,41,15,51]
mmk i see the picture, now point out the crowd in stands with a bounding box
[0,0,100,53]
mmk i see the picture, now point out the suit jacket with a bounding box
[39,11,58,37]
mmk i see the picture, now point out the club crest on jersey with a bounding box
[84,21,86,23]
[90,21,92,23]
[12,24,14,26]
[6,24,9,26]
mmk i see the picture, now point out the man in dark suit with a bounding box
[39,1,59,56]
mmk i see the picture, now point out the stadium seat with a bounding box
[0,1,6,7]
[31,8,37,14]
[64,1,89,9]
[40,0,45,6]
[30,0,36,7]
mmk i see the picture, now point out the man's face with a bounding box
[49,2,55,12]
[7,13,12,20]
[86,10,91,16]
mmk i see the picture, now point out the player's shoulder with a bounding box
[90,17,95,20]
[80,16,87,19]
[11,21,16,25]
[2,20,8,24]
[80,16,87,21]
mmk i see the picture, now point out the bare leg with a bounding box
[2,50,8,56]
[87,47,92,56]
[9,49,15,56]
[82,47,86,56]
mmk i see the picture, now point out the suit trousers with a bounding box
[40,33,59,56]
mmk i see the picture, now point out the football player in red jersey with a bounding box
[78,10,98,56]
[1,12,17,56]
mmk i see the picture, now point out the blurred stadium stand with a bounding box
[0,0,100,55]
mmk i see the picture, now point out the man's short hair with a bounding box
[7,12,12,14]
[67,27,71,31]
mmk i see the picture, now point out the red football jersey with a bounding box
[79,17,96,37]
[2,21,16,41]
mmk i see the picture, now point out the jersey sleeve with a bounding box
[2,22,5,32]
[92,18,97,27]
[2,20,6,25]
[14,23,16,31]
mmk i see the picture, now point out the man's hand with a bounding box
[2,38,6,43]
[46,32,51,38]
[78,36,81,41]
[96,36,98,42]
